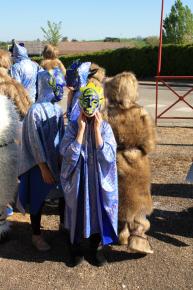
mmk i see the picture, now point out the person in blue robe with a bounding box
[60,83,118,267]
[10,41,42,103]
[17,67,66,251]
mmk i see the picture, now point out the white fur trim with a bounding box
[0,95,19,143]
[0,95,20,208]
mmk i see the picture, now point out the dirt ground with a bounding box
[0,126,193,290]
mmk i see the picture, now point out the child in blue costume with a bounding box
[17,67,66,251]
[60,83,118,267]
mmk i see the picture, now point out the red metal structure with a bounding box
[155,0,193,125]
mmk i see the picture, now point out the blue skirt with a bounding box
[18,166,55,215]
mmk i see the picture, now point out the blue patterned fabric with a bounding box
[10,43,42,103]
[18,166,54,215]
[66,61,91,121]
[66,60,91,90]
[17,68,66,214]
[60,120,118,245]
[37,68,66,103]
[67,90,81,121]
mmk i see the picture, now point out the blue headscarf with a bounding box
[66,60,91,90]
[37,67,66,103]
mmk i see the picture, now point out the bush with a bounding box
[32,45,193,78]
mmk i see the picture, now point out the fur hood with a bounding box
[105,72,139,109]
[0,68,31,117]
[108,103,156,154]
[41,59,66,75]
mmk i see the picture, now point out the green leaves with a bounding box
[163,0,193,44]
[41,21,62,46]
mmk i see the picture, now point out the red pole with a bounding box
[157,0,164,75]
[155,0,164,125]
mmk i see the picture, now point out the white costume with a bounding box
[0,95,20,240]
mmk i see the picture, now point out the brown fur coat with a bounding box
[0,68,31,118]
[40,59,66,75]
[108,103,156,222]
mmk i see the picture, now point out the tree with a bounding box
[144,36,159,47]
[104,37,120,42]
[0,41,7,50]
[41,21,62,46]
[62,36,68,42]
[163,0,193,44]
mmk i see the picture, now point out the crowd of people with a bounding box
[0,41,191,267]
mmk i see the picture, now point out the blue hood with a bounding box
[66,60,91,89]
[13,43,29,63]
[37,67,66,103]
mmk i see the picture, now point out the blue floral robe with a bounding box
[60,119,118,245]
[10,43,42,103]
[67,90,81,122]
[17,69,65,214]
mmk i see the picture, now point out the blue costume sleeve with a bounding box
[96,121,118,194]
[10,64,22,83]
[97,121,117,164]
[60,122,81,178]
[23,108,47,164]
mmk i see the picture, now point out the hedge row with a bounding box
[32,45,193,78]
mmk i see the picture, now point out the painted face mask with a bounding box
[48,67,66,102]
[79,83,104,117]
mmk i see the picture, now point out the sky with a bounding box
[1,0,193,41]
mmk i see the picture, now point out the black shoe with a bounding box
[90,248,107,267]
[66,244,84,267]
[67,254,84,267]
[0,231,9,244]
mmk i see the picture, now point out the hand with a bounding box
[78,112,87,132]
[39,163,56,185]
[63,112,68,124]
[94,111,102,131]
[67,86,75,91]
[94,112,103,148]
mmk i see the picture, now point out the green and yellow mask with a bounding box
[79,83,104,117]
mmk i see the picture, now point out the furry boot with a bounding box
[128,215,153,254]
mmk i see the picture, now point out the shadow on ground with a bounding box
[149,207,193,247]
[152,183,193,199]
[0,221,68,263]
[150,183,193,246]
[0,220,146,265]
[1,183,192,263]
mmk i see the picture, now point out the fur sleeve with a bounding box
[139,108,156,154]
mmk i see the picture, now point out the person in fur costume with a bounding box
[0,49,31,242]
[41,44,66,76]
[105,72,156,254]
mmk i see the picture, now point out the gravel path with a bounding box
[0,127,193,290]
